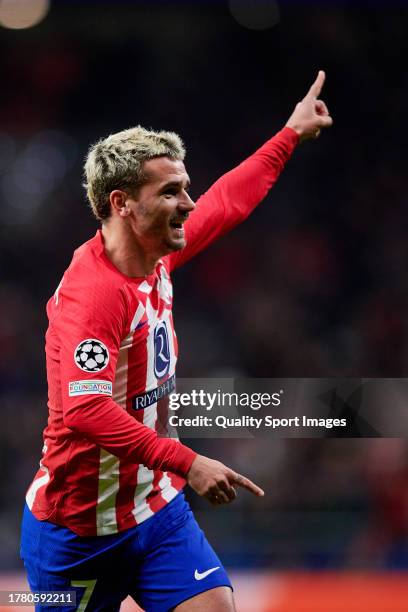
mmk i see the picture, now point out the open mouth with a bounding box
[170,221,183,229]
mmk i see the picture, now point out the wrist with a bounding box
[172,443,197,476]
[282,124,301,144]
[284,122,303,142]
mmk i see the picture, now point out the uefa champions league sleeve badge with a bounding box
[74,339,110,373]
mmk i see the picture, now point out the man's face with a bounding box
[125,156,195,256]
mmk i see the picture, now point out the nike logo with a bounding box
[136,321,147,330]
[194,567,220,581]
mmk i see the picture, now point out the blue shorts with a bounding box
[20,493,232,611]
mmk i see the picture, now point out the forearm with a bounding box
[210,126,299,226]
[169,126,299,270]
[63,396,197,475]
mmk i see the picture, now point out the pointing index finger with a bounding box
[231,472,265,497]
[306,70,326,99]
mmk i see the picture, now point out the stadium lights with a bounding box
[0,0,50,30]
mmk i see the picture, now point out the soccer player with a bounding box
[20,71,332,611]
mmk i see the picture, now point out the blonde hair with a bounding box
[84,126,186,221]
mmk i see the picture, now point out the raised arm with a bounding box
[168,70,332,272]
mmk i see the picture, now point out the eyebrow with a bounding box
[159,178,191,191]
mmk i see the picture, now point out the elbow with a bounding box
[63,407,80,431]
[63,396,112,432]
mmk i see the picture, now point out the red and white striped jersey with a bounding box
[26,127,298,536]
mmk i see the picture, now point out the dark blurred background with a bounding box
[1,0,408,579]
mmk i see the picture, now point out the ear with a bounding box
[110,190,131,218]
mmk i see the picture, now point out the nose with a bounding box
[178,191,196,212]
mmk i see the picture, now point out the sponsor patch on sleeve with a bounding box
[69,380,113,397]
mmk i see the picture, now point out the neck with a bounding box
[101,221,159,277]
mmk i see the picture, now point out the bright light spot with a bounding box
[0,128,78,224]
[2,172,44,216]
[31,130,78,172]
[14,156,57,195]
[24,144,67,180]
[229,0,280,31]
[0,0,50,30]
